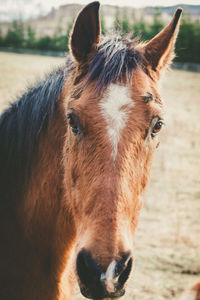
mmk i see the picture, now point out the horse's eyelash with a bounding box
[152,116,165,123]
[159,119,166,126]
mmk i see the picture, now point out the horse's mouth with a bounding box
[80,285,125,299]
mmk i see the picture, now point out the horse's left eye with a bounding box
[151,119,164,137]
[67,113,81,135]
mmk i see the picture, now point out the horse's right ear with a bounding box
[143,8,182,79]
[70,1,101,64]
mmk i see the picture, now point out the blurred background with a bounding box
[0,0,200,66]
[0,1,200,300]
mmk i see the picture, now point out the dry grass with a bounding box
[0,52,199,300]
[0,52,65,113]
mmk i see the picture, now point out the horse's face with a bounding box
[65,70,162,247]
[63,2,182,299]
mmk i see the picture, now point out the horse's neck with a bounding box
[0,102,75,299]
[22,105,75,260]
[22,107,65,225]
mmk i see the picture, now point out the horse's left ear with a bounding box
[70,1,101,64]
[144,8,182,78]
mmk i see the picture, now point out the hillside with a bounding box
[0,4,200,38]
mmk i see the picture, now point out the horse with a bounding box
[0,2,182,300]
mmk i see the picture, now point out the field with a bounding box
[0,52,199,300]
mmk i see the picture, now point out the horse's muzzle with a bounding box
[76,249,133,299]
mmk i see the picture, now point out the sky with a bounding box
[1,0,200,21]
[39,0,200,7]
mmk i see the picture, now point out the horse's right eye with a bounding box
[151,119,164,138]
[67,113,81,136]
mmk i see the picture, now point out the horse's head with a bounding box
[63,2,182,299]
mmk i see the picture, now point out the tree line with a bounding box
[0,20,73,52]
[0,8,200,63]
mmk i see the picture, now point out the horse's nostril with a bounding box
[77,249,107,299]
[76,249,102,286]
[115,252,131,277]
[118,257,133,288]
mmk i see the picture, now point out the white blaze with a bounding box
[100,260,117,293]
[99,84,134,159]
[105,260,117,280]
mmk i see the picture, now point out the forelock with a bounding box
[86,36,143,92]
